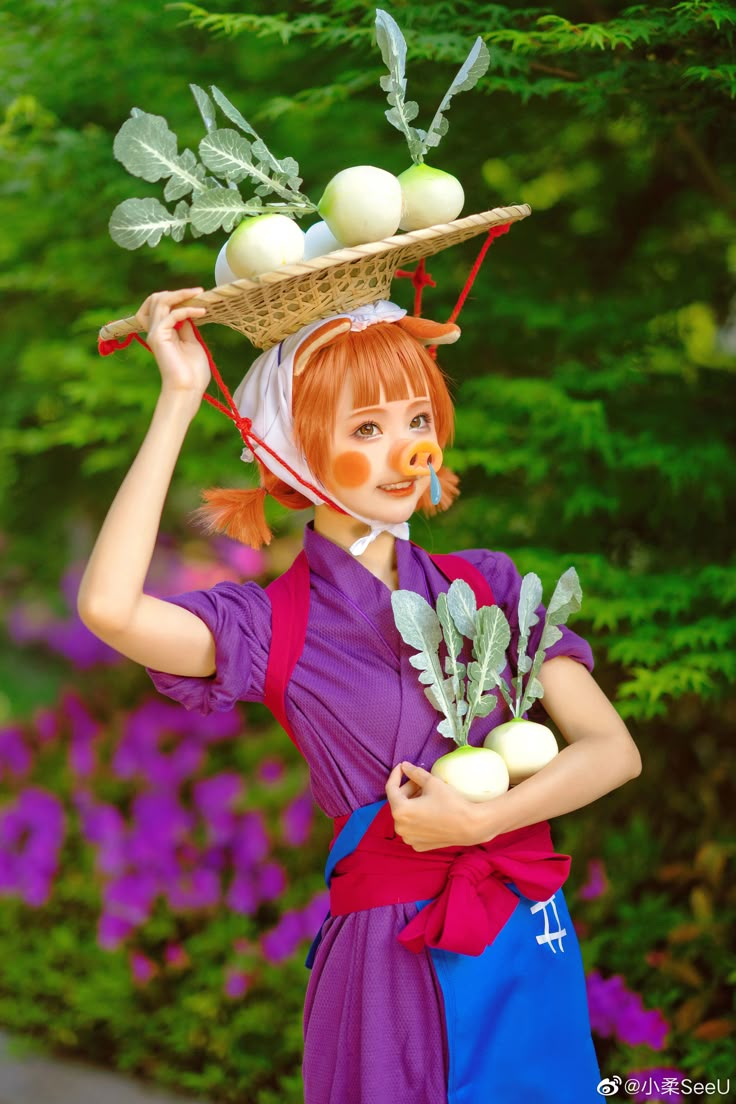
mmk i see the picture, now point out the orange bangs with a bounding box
[292,322,455,485]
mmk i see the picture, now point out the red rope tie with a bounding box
[98,333,152,357]
[447,223,510,325]
[395,258,437,316]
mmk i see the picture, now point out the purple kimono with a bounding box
[147,524,602,1102]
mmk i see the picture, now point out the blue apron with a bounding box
[307,799,602,1103]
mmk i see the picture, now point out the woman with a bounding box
[80,286,642,1103]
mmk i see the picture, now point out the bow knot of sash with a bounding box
[326,802,571,959]
[396,841,571,957]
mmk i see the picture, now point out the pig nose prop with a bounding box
[388,440,444,503]
[389,439,443,479]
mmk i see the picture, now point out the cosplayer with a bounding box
[82,15,641,1100]
[83,281,641,1103]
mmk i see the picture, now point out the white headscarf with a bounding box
[232,300,409,557]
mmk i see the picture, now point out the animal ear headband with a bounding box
[292,315,461,377]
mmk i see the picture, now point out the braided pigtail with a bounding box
[191,464,315,549]
[191,487,272,548]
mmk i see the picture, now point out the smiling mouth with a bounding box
[378,480,417,496]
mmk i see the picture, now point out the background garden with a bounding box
[1,1,734,1101]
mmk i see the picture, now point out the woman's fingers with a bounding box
[161,306,208,328]
[140,288,204,329]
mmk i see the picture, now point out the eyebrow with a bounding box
[349,396,431,416]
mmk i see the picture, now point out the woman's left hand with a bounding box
[385,762,480,851]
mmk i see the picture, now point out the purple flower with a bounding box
[224,967,251,999]
[45,615,121,669]
[258,758,285,784]
[226,872,258,915]
[114,700,206,786]
[262,910,304,963]
[98,913,135,950]
[212,537,266,579]
[63,692,99,777]
[231,811,269,866]
[256,861,287,902]
[0,788,65,906]
[0,726,32,779]
[8,566,122,670]
[127,790,194,872]
[586,971,669,1050]
[74,794,127,876]
[282,791,314,845]
[303,890,331,934]
[129,950,158,986]
[164,865,221,911]
[193,773,244,845]
[33,707,59,744]
[579,857,608,900]
[164,943,190,969]
[195,709,242,743]
[618,1007,670,1050]
[103,870,159,925]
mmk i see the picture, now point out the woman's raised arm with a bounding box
[77,289,217,676]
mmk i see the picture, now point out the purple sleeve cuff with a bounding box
[145,581,271,715]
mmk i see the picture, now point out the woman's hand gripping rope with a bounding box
[135,288,210,410]
[385,762,487,852]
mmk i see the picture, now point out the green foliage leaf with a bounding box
[423,36,490,152]
[189,188,263,234]
[464,604,511,737]
[113,112,205,196]
[199,126,307,206]
[108,197,190,249]
[210,86,305,189]
[437,591,465,705]
[374,9,425,162]
[446,579,477,640]
[189,82,217,132]
[392,590,442,652]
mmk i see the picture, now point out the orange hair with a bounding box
[192,322,460,548]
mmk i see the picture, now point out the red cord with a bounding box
[395,222,512,358]
[395,258,436,316]
[97,325,344,511]
[447,223,510,324]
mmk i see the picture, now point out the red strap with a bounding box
[263,550,311,753]
[429,552,495,608]
[262,550,494,756]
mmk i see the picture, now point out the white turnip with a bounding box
[398,163,465,230]
[226,213,305,279]
[303,220,342,260]
[484,718,559,786]
[431,745,509,803]
[318,166,403,246]
[214,241,237,285]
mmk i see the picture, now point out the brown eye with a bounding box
[410,412,431,430]
[355,422,379,438]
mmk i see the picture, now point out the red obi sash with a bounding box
[328,802,571,957]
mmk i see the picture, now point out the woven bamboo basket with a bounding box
[99,204,531,350]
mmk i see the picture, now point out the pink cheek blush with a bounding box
[331,451,371,489]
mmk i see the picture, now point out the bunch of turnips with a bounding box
[392,567,584,801]
[109,9,490,280]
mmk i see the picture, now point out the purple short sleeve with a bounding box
[145,581,272,715]
[458,548,595,674]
